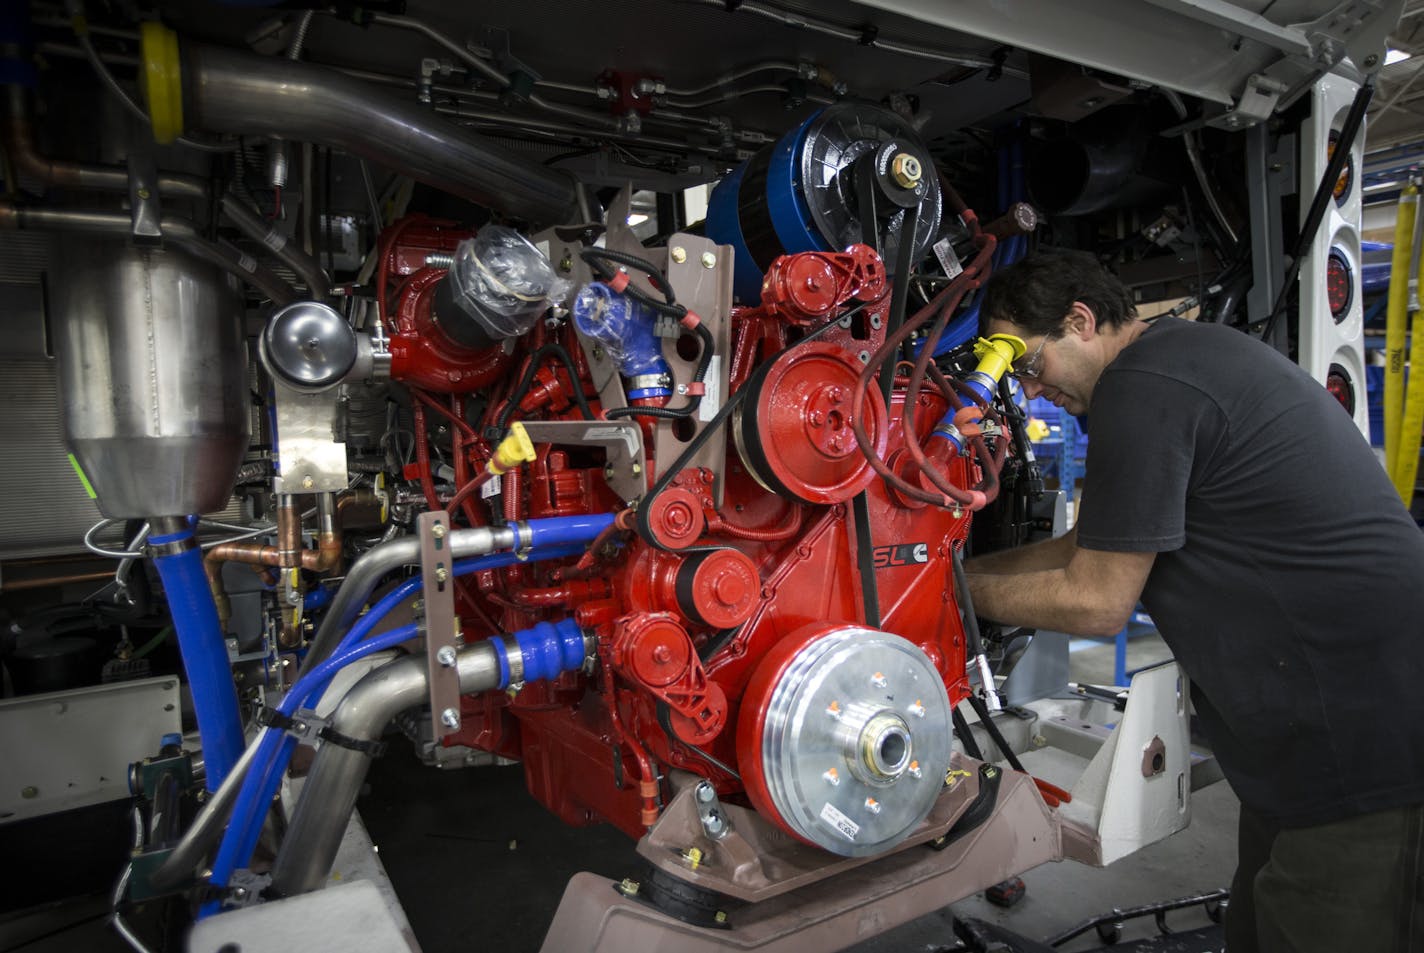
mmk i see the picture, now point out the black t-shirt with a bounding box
[1076,317,1424,827]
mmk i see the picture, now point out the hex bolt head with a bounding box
[431,523,447,539]
[696,781,716,803]
[704,811,725,834]
[440,707,460,729]
[671,246,687,264]
[301,476,315,489]
[437,646,458,667]
[700,251,717,269]
[434,566,449,584]
[891,153,923,189]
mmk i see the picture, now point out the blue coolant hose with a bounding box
[205,542,588,909]
[150,526,245,791]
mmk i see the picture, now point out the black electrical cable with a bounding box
[604,322,716,421]
[580,246,678,308]
[966,693,1026,773]
[951,703,985,761]
[1259,76,1375,345]
[493,342,596,432]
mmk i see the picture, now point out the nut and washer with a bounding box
[891,153,922,189]
[431,524,447,539]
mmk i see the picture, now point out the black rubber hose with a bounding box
[952,704,985,760]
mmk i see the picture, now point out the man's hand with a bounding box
[965,546,1155,637]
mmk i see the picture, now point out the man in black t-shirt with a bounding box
[965,250,1424,953]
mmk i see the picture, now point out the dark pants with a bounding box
[1227,801,1424,952]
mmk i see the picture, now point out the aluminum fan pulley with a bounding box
[736,622,954,857]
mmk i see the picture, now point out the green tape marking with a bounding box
[68,453,98,500]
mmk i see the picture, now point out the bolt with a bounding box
[652,645,673,664]
[616,878,641,897]
[559,255,573,273]
[137,187,151,200]
[435,566,449,584]
[631,463,642,475]
[704,812,725,835]
[232,886,248,900]
[440,707,460,729]
[671,246,687,264]
[432,523,447,539]
[1365,53,1379,69]
[701,251,717,269]
[872,672,887,688]
[858,350,870,364]
[890,153,923,189]
[829,436,844,452]
[808,410,824,427]
[696,782,716,803]
[437,645,458,667]
[714,911,728,924]
[301,476,315,489]
[21,786,37,799]
[604,464,616,479]
[865,797,882,815]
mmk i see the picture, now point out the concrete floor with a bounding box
[0,628,1238,953]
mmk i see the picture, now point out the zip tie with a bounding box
[606,270,631,294]
[680,309,701,329]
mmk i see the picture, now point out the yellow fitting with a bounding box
[890,153,923,189]
[972,333,1027,385]
[488,422,536,475]
[140,22,183,145]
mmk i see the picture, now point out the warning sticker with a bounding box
[819,802,860,841]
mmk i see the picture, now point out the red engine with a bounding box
[377,214,1009,856]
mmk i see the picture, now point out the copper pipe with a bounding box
[276,496,302,569]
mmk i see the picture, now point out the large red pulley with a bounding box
[732,343,887,504]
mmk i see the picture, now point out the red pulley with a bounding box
[732,343,888,503]
[644,487,706,549]
[674,548,760,629]
[615,614,693,688]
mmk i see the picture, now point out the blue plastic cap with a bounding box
[161,732,184,750]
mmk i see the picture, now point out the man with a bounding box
[965,250,1424,953]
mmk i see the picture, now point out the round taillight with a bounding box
[1326,250,1352,322]
[1326,364,1355,416]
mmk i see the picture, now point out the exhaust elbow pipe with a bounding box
[179,42,582,225]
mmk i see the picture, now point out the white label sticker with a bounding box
[480,475,502,499]
[698,355,722,422]
[933,237,963,279]
[819,801,860,841]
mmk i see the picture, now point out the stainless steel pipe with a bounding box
[0,201,297,306]
[184,44,582,224]
[268,643,505,896]
[297,525,518,677]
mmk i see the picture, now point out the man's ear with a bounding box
[1066,301,1098,340]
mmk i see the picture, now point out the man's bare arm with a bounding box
[965,545,1154,637]
[965,524,1078,574]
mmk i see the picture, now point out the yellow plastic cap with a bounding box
[488,422,536,475]
[140,22,183,145]
[971,333,1027,383]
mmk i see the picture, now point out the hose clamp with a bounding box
[501,634,526,687]
[511,521,534,561]
[146,529,196,559]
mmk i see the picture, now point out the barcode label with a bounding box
[820,802,860,841]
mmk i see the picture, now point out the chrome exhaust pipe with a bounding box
[183,43,582,224]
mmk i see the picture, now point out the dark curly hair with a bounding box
[979,250,1137,339]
